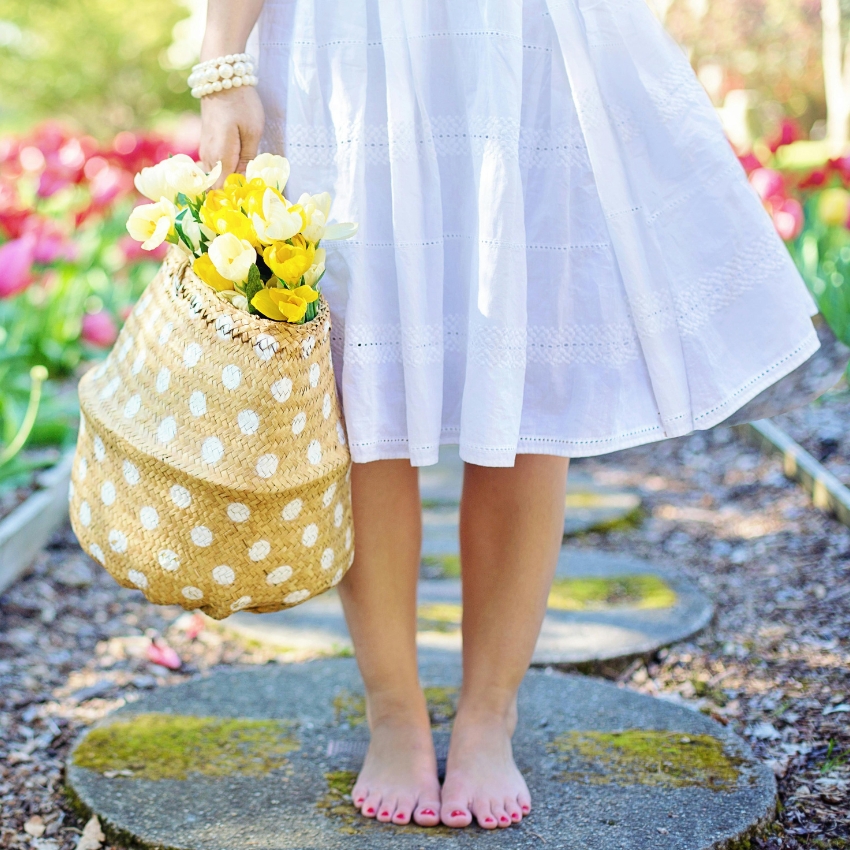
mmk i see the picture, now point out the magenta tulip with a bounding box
[0,233,36,298]
[81,310,118,348]
[749,168,784,202]
[772,199,804,241]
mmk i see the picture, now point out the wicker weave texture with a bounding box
[68,252,354,619]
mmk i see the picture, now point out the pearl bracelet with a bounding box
[189,53,258,99]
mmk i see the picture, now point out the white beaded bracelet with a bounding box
[189,53,258,99]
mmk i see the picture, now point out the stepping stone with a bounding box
[418,447,643,535]
[66,659,775,850]
[218,549,713,665]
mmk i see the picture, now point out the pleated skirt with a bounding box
[256,0,819,466]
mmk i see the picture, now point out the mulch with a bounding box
[0,420,848,849]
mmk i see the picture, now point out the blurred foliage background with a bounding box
[0,0,200,136]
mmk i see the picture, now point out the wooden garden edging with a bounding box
[736,419,850,529]
[0,448,75,595]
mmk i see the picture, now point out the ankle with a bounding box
[455,689,518,733]
[365,685,430,729]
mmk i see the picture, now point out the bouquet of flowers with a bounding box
[125,152,356,323]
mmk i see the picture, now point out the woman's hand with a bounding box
[199,85,265,184]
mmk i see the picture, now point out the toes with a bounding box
[376,797,396,823]
[441,802,473,828]
[391,794,416,825]
[507,804,523,823]
[361,791,382,819]
[351,780,368,810]
[472,798,498,830]
[413,800,441,827]
[518,790,532,816]
[491,801,511,828]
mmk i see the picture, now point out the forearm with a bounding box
[200,0,266,61]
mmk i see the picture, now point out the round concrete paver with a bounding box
[217,549,713,665]
[66,659,774,850]
[419,447,642,534]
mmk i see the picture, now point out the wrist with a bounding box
[199,38,248,64]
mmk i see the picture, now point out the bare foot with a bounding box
[440,707,530,829]
[351,716,442,827]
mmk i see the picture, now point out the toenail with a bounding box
[485,817,495,823]
[500,816,509,823]
[522,805,530,812]
[451,810,466,818]
[421,809,436,816]
[380,811,389,817]
[366,807,375,814]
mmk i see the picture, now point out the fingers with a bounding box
[198,87,265,183]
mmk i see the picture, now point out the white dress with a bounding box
[256,0,819,467]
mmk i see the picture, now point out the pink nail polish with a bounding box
[500,816,509,823]
[380,811,389,817]
[421,809,436,816]
[451,810,466,818]
[522,805,530,813]
[485,817,495,823]
[366,807,375,815]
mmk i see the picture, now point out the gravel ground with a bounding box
[1,424,848,849]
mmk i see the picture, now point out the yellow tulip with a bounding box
[251,287,308,322]
[193,253,233,291]
[291,284,319,303]
[263,241,316,286]
[204,208,260,247]
[818,188,850,227]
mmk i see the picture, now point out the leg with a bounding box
[442,454,569,829]
[337,459,441,827]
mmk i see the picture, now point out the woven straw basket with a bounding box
[68,250,354,619]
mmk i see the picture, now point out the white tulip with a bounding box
[302,249,326,287]
[134,155,222,203]
[177,209,216,255]
[251,188,304,244]
[323,221,359,240]
[297,192,331,242]
[126,199,177,250]
[245,153,290,192]
[208,233,257,283]
[296,191,357,242]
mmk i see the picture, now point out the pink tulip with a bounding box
[22,217,77,264]
[81,310,118,347]
[772,198,804,241]
[89,165,132,208]
[146,640,182,670]
[0,233,36,298]
[749,168,785,202]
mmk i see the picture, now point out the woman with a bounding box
[197,0,818,830]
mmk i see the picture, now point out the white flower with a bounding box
[297,191,358,242]
[298,192,331,243]
[208,233,257,283]
[134,155,221,203]
[251,188,303,244]
[126,199,177,250]
[177,208,215,255]
[245,153,290,192]
[302,248,326,287]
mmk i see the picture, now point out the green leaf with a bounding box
[244,265,264,315]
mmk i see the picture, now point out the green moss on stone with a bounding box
[333,691,367,728]
[547,574,676,611]
[550,730,744,791]
[421,554,460,578]
[72,713,298,781]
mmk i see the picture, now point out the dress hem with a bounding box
[347,326,821,467]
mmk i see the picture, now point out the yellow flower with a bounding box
[263,241,316,287]
[192,253,233,291]
[251,287,308,322]
[818,188,850,227]
[291,284,319,303]
[204,208,260,247]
